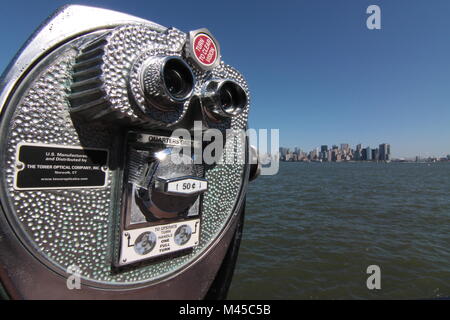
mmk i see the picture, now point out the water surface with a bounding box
[228,162,450,299]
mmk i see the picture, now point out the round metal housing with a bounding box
[140,56,195,111]
[201,79,247,122]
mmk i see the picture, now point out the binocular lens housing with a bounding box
[202,80,247,121]
[219,81,247,115]
[141,56,194,111]
[163,58,194,100]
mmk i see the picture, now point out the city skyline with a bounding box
[280,142,450,160]
[1,1,450,158]
[279,142,450,161]
[279,142,392,162]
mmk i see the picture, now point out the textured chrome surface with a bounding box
[0,8,250,286]
[69,26,191,126]
[67,23,250,129]
[0,5,163,116]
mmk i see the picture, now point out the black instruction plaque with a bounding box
[14,143,109,190]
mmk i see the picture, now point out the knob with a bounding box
[249,145,261,181]
[135,148,207,220]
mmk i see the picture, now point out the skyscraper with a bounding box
[353,144,362,161]
[364,147,372,161]
[327,150,332,162]
[379,143,390,161]
[321,145,328,161]
[372,148,379,161]
[279,147,289,157]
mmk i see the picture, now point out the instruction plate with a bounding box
[14,143,108,190]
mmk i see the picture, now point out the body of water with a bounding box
[228,162,450,299]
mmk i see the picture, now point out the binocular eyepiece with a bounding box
[68,27,248,128]
[140,56,247,121]
[140,56,195,110]
[201,79,248,121]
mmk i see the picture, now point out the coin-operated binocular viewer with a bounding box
[0,5,258,299]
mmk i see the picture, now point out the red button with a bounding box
[193,34,217,66]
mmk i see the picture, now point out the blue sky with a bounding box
[1,0,449,158]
